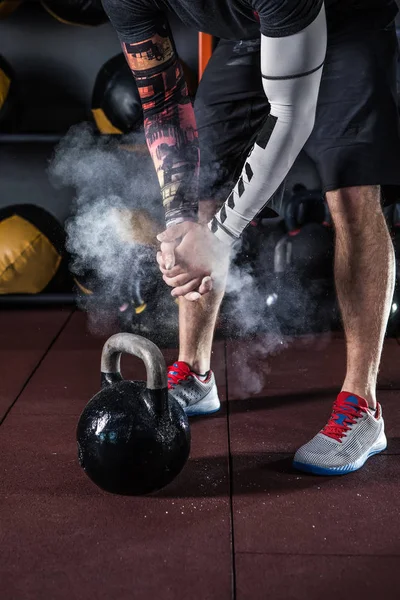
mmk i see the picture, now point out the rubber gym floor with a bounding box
[1,307,400,600]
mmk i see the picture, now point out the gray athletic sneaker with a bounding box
[168,361,221,417]
[293,392,387,475]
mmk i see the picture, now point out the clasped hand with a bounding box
[156,221,229,301]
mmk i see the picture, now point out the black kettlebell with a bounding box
[77,333,191,495]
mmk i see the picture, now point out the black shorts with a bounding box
[194,21,400,205]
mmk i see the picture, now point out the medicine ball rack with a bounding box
[1,10,399,322]
[0,1,200,308]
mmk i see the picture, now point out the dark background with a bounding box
[0,2,200,224]
[0,2,399,226]
[0,2,199,132]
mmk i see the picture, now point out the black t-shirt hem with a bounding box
[259,8,321,38]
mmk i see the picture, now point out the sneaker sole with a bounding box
[185,402,221,417]
[170,379,221,417]
[185,394,221,417]
[293,435,387,476]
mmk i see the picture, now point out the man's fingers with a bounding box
[182,277,213,301]
[157,222,191,243]
[171,278,203,297]
[160,265,184,277]
[156,251,166,269]
[184,291,202,301]
[157,227,179,244]
[160,240,178,254]
[156,242,178,271]
[163,272,196,288]
[159,240,177,270]
[157,251,182,276]
[198,276,213,295]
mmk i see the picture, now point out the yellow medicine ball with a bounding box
[73,208,162,302]
[0,205,69,294]
[0,67,10,110]
[111,207,162,247]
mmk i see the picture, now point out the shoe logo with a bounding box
[346,396,359,405]
[336,413,348,426]
[336,397,360,426]
[321,395,363,441]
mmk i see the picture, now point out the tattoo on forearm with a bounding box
[123,32,199,224]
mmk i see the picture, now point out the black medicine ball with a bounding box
[0,54,19,132]
[92,54,144,135]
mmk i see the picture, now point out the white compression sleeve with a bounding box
[208,3,327,246]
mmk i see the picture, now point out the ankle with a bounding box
[178,356,210,375]
[341,383,377,409]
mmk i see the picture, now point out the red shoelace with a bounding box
[167,362,192,390]
[321,393,367,442]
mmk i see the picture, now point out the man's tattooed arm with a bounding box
[122,28,200,226]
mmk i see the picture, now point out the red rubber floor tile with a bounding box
[0,309,73,420]
[226,335,400,402]
[1,311,231,600]
[12,310,227,416]
[236,554,400,600]
[227,336,400,560]
[231,453,400,555]
[0,414,231,600]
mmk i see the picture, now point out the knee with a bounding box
[326,186,383,230]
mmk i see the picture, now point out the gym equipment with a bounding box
[72,207,179,345]
[268,187,337,334]
[73,207,161,297]
[198,32,213,81]
[74,258,160,314]
[277,221,334,281]
[272,238,337,335]
[392,203,400,253]
[384,202,400,337]
[219,210,287,338]
[117,283,179,347]
[0,55,19,132]
[387,286,400,337]
[72,208,171,338]
[115,207,161,248]
[0,0,20,18]
[281,186,334,280]
[77,333,191,495]
[92,54,144,135]
[0,205,72,294]
[92,54,197,134]
[113,208,177,344]
[284,184,331,232]
[385,202,400,246]
[41,0,108,26]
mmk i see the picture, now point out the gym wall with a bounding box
[0,2,199,224]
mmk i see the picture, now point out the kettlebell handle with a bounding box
[101,333,167,390]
